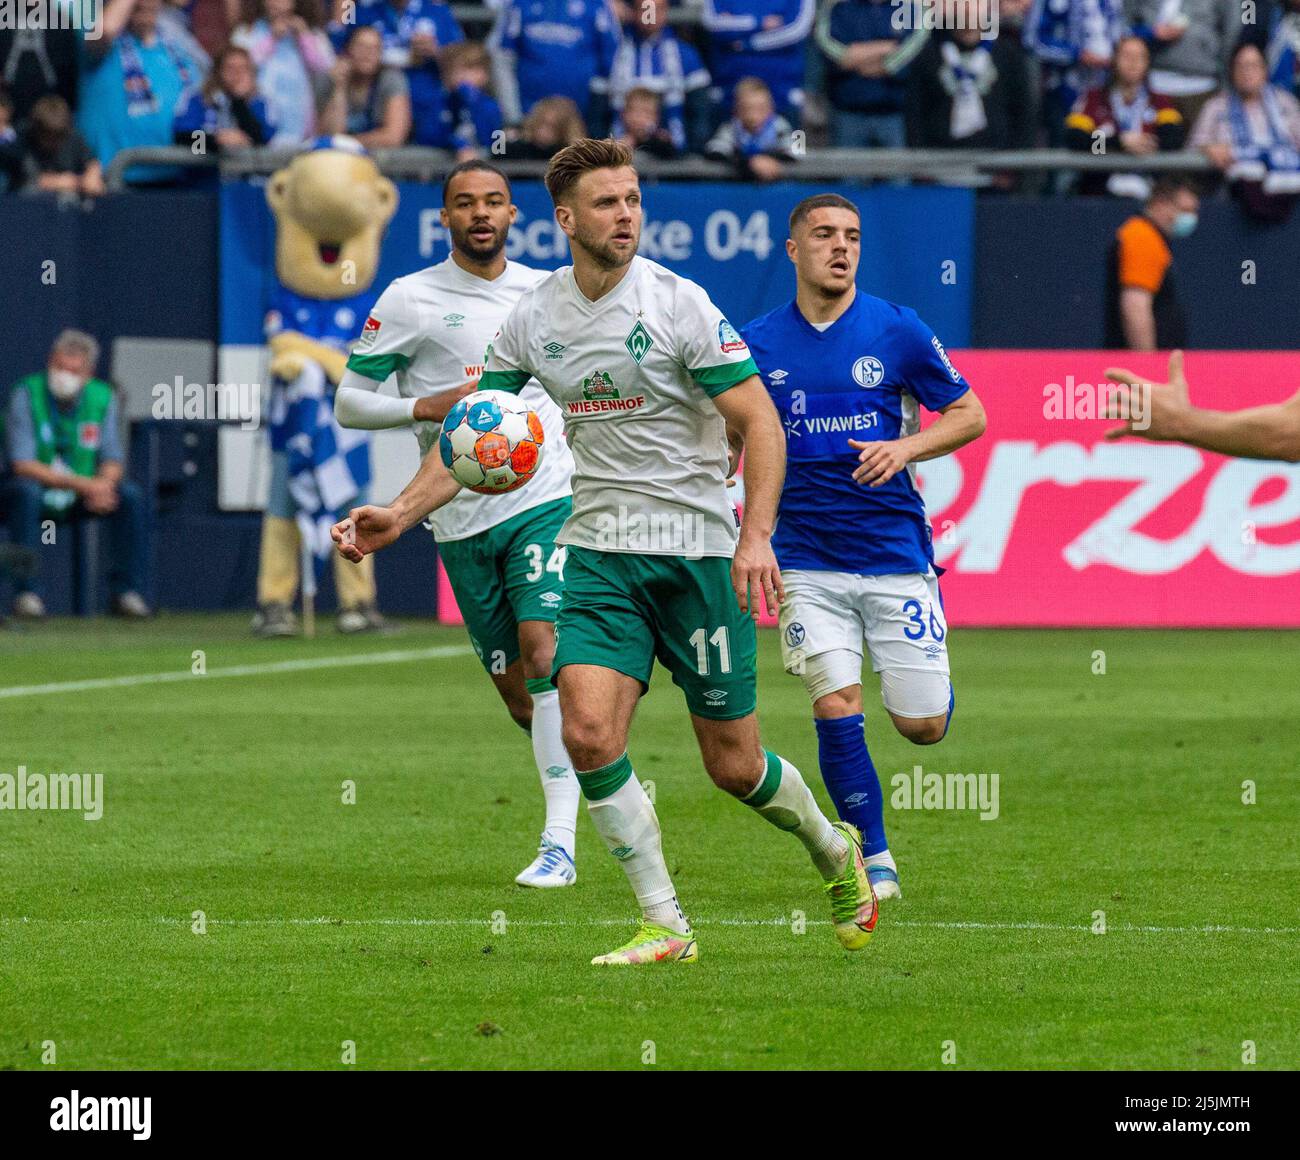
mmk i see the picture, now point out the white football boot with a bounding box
[515,834,576,888]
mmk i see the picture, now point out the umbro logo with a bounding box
[703,689,727,706]
[443,313,464,328]
[844,792,871,807]
[540,591,561,607]
[768,369,788,383]
[542,341,565,360]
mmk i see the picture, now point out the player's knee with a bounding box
[893,714,947,745]
[812,684,861,719]
[503,692,533,732]
[701,741,765,798]
[519,640,555,682]
[561,711,618,770]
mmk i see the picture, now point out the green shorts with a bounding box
[437,496,571,674]
[553,545,758,720]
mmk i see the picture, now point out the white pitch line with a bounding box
[2,916,1297,936]
[0,645,474,700]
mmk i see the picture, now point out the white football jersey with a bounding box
[480,257,758,558]
[346,257,573,542]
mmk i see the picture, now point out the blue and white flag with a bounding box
[276,361,371,585]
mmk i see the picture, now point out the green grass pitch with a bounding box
[1,615,1297,1070]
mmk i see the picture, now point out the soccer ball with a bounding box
[439,390,546,494]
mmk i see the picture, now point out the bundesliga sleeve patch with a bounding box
[356,316,382,351]
[718,319,748,354]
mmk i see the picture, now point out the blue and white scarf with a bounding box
[1227,86,1300,192]
[118,30,196,118]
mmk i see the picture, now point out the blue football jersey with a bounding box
[742,292,969,576]
[264,286,376,352]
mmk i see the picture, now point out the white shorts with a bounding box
[778,568,952,718]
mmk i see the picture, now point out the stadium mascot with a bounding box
[252,136,398,637]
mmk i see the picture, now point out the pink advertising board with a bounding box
[438,351,1300,629]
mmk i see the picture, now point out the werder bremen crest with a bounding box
[624,319,654,364]
[582,371,619,400]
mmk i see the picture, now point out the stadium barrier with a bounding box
[105,146,1215,193]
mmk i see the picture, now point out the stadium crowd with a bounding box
[0,0,1298,203]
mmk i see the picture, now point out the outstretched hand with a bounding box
[332,504,401,563]
[1103,350,1191,442]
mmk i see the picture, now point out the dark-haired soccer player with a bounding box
[334,160,581,889]
[742,193,987,901]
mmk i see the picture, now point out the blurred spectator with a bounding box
[590,0,712,152]
[1066,34,1185,197]
[174,45,277,151]
[705,75,797,181]
[907,16,1035,153]
[815,0,931,148]
[415,41,504,156]
[702,0,815,126]
[1104,176,1196,349]
[0,22,80,123]
[1192,40,1300,222]
[1126,0,1246,126]
[231,0,335,145]
[1024,0,1125,146]
[323,25,412,146]
[1266,0,1300,99]
[508,95,586,158]
[331,0,463,149]
[20,95,107,197]
[79,0,208,182]
[158,0,215,77]
[2,331,152,621]
[616,86,679,158]
[0,88,23,193]
[489,0,620,125]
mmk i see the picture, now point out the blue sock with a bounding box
[813,714,888,857]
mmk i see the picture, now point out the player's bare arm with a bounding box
[713,376,787,617]
[332,447,463,562]
[1104,350,1300,463]
[850,387,987,487]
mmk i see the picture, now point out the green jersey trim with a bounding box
[346,351,412,380]
[690,357,758,398]
[477,368,530,394]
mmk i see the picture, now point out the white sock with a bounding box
[744,750,848,881]
[578,754,689,935]
[529,689,579,856]
[866,849,896,871]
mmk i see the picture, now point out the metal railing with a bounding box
[105,145,1213,193]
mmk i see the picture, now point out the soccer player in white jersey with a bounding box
[333,161,582,889]
[332,138,878,965]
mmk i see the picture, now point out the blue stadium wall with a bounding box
[2,185,1296,614]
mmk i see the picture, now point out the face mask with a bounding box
[47,369,85,402]
[1170,212,1198,238]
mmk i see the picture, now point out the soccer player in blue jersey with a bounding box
[741,193,987,900]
